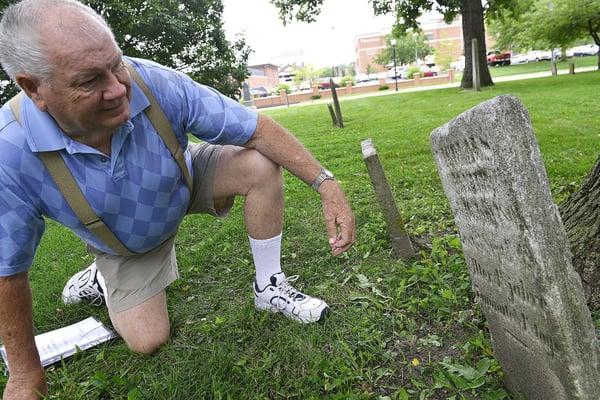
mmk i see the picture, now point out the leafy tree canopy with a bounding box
[292,64,321,86]
[0,0,251,103]
[374,30,433,66]
[489,0,600,67]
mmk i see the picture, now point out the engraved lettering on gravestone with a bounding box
[431,95,600,399]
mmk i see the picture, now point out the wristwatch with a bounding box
[311,168,335,191]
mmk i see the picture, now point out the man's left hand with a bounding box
[319,180,355,256]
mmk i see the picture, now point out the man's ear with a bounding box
[15,73,48,112]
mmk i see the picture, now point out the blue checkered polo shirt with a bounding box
[0,57,258,276]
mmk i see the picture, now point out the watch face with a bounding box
[323,169,334,179]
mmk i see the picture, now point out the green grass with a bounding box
[3,71,600,399]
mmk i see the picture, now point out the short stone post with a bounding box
[329,78,343,128]
[569,63,575,75]
[279,90,287,107]
[448,69,455,83]
[361,138,415,259]
[413,72,421,86]
[312,84,319,96]
[471,38,481,91]
[326,103,338,126]
[346,81,353,95]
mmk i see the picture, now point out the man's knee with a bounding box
[123,323,170,355]
[246,150,282,187]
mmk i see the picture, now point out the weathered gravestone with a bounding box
[241,82,254,108]
[430,95,600,400]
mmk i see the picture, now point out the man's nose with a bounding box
[103,74,127,101]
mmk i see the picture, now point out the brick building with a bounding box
[245,64,280,91]
[354,33,389,74]
[354,16,465,74]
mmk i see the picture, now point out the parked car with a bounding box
[511,53,529,64]
[317,79,339,90]
[420,65,438,77]
[569,44,599,57]
[487,50,511,66]
[525,50,552,62]
[249,86,269,97]
[355,73,370,83]
[400,65,437,79]
[450,56,465,72]
[387,66,406,79]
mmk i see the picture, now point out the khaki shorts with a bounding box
[93,142,235,313]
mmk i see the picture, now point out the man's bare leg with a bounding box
[212,146,328,323]
[107,290,170,354]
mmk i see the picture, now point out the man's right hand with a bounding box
[3,369,47,400]
[0,272,47,400]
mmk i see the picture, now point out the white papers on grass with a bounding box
[0,317,117,371]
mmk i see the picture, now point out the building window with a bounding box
[249,68,265,77]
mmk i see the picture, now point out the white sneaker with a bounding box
[62,262,106,306]
[254,272,329,323]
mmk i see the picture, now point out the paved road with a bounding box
[264,66,598,111]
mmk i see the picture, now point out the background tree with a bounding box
[523,0,600,69]
[270,0,522,89]
[374,30,433,66]
[0,0,251,102]
[489,0,600,66]
[292,64,321,87]
[487,0,535,52]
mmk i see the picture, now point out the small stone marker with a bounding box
[326,103,338,126]
[431,95,600,400]
[361,138,415,259]
[569,63,576,75]
[551,51,558,76]
[471,38,481,91]
[329,78,344,128]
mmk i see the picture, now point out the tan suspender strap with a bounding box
[8,92,24,124]
[37,152,138,256]
[125,62,193,194]
[8,92,138,257]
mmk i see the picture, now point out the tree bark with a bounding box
[587,19,600,70]
[559,155,600,308]
[460,0,494,89]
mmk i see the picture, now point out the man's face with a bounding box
[37,29,131,139]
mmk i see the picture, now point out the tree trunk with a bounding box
[559,155,600,308]
[460,0,494,89]
[587,20,600,70]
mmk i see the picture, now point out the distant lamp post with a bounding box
[391,38,398,92]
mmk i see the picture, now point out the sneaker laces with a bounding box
[76,282,104,306]
[277,275,302,300]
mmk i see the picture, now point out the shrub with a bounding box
[378,85,389,91]
[405,66,421,79]
[275,83,291,94]
[311,94,322,100]
[339,76,356,87]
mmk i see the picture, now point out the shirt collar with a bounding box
[20,78,149,154]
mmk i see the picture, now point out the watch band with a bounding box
[311,168,335,191]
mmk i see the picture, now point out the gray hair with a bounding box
[0,0,114,83]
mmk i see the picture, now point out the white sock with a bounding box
[249,233,283,288]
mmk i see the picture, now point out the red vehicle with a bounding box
[487,50,511,66]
